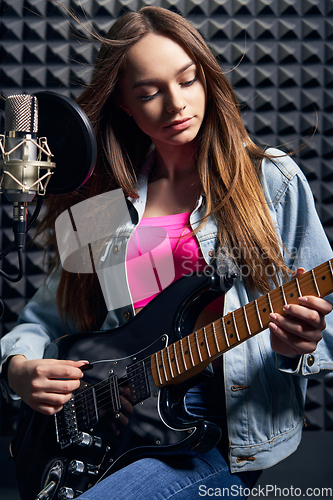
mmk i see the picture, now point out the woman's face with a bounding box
[119,33,206,150]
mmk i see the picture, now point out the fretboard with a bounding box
[151,259,333,387]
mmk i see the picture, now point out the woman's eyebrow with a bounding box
[177,61,196,75]
[132,61,196,89]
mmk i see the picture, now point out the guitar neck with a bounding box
[151,259,333,387]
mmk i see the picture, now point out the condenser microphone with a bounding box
[0,94,55,203]
[0,94,56,249]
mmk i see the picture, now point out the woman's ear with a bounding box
[121,105,132,117]
[116,81,132,116]
[118,99,132,116]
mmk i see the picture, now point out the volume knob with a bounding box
[68,460,85,474]
[58,487,75,499]
[74,432,102,448]
[75,432,93,447]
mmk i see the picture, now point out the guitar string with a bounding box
[71,268,329,421]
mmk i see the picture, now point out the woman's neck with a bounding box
[153,141,197,182]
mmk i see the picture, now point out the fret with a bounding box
[242,305,252,336]
[267,293,273,313]
[160,349,169,383]
[203,326,212,357]
[187,336,195,367]
[166,345,176,378]
[173,343,181,375]
[312,269,320,296]
[221,317,230,347]
[179,338,189,370]
[329,260,333,279]
[231,312,240,341]
[295,277,302,297]
[280,285,287,305]
[154,353,163,385]
[194,331,203,362]
[212,321,220,351]
[254,299,263,329]
[165,346,174,378]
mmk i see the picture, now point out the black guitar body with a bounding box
[12,273,224,500]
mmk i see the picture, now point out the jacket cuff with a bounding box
[0,355,23,401]
[276,346,321,376]
[0,377,20,402]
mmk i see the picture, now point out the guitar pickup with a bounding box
[127,360,150,404]
[108,372,121,415]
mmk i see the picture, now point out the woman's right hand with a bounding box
[7,355,88,415]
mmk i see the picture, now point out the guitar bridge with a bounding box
[55,397,79,449]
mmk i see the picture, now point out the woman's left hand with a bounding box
[269,268,333,357]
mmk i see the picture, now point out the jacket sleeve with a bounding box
[0,270,77,399]
[261,148,333,377]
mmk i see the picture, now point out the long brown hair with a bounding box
[39,7,289,331]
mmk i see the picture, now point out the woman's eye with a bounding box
[140,91,159,101]
[181,77,197,87]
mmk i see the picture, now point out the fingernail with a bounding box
[269,322,277,331]
[283,305,290,312]
[269,313,277,320]
[298,297,308,303]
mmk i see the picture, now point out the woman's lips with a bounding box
[165,117,193,130]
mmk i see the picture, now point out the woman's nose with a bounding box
[165,87,186,113]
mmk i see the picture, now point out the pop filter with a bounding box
[34,91,96,195]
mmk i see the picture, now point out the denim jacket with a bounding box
[1,148,333,473]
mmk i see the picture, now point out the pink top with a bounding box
[126,212,224,313]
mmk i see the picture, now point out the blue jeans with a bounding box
[76,447,261,499]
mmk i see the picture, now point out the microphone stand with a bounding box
[0,195,44,283]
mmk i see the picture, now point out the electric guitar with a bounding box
[12,260,333,500]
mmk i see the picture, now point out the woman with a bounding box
[1,7,333,500]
